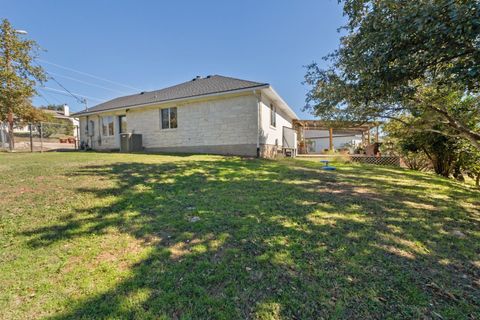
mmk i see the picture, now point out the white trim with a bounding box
[261,86,298,120]
[101,115,115,137]
[254,90,262,153]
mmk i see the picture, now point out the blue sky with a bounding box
[2,0,345,118]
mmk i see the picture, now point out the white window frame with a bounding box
[270,104,276,128]
[101,116,114,136]
[160,107,178,129]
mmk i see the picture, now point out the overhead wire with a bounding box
[38,86,105,102]
[37,58,141,91]
[46,71,131,95]
[37,92,51,105]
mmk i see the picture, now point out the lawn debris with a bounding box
[189,216,201,222]
[451,230,466,239]
[426,282,459,302]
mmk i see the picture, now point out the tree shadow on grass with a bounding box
[22,158,480,319]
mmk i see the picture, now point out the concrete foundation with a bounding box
[145,143,258,157]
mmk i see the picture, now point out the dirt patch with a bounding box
[169,238,202,260]
[378,244,416,260]
[403,201,436,211]
[62,235,148,274]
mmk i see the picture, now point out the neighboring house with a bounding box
[14,104,80,138]
[304,129,363,153]
[294,120,380,154]
[73,75,298,158]
[42,105,80,138]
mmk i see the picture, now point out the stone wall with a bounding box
[79,93,259,155]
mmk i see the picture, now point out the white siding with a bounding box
[258,94,294,147]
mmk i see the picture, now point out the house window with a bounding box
[86,120,95,137]
[160,107,178,129]
[102,116,114,136]
[270,104,276,127]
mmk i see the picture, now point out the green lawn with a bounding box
[1,153,479,319]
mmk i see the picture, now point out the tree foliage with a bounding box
[457,141,480,186]
[40,104,65,111]
[383,117,460,177]
[20,106,52,124]
[304,0,480,150]
[0,18,46,149]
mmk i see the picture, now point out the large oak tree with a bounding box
[304,0,480,150]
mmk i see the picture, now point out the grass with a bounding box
[0,152,479,319]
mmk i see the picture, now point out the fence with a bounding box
[350,155,401,166]
[0,121,79,152]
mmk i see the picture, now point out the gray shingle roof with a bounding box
[73,75,268,116]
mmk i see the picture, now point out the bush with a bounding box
[401,151,431,171]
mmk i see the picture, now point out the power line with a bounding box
[38,90,64,104]
[48,74,86,104]
[38,86,105,102]
[37,92,51,105]
[42,91,64,104]
[37,58,141,91]
[47,71,131,95]
[33,60,90,106]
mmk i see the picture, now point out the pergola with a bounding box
[293,120,380,153]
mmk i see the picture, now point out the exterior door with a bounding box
[119,115,127,134]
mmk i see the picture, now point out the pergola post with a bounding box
[329,128,333,151]
[375,125,379,143]
[302,125,306,154]
[366,128,371,145]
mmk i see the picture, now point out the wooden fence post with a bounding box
[40,122,43,153]
[29,124,33,152]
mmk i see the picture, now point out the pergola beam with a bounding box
[293,120,380,134]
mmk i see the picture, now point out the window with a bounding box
[119,115,127,133]
[160,107,178,129]
[270,104,276,127]
[87,120,95,137]
[102,116,114,136]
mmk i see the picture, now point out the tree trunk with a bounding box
[463,133,480,153]
[426,104,480,152]
[453,163,465,182]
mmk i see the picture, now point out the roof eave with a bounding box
[72,84,269,117]
[261,86,299,120]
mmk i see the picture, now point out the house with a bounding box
[14,104,79,138]
[73,75,298,158]
[41,105,80,138]
[294,120,380,154]
[303,128,363,153]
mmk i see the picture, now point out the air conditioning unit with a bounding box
[120,133,143,152]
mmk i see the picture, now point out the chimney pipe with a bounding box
[63,104,70,116]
